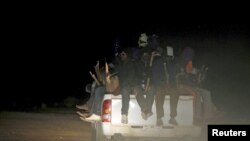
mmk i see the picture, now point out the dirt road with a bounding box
[1,110,249,141]
[0,110,91,141]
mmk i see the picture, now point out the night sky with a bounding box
[2,13,250,114]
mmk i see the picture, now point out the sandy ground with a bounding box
[0,110,91,141]
[0,109,249,141]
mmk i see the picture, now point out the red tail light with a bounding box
[102,99,111,122]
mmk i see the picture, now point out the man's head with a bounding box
[119,48,131,62]
[119,51,128,61]
[138,33,148,48]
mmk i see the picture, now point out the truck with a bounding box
[90,94,203,141]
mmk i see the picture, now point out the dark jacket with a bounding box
[116,60,136,88]
[151,55,166,86]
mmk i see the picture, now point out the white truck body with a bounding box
[91,94,202,141]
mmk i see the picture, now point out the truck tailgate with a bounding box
[110,95,194,126]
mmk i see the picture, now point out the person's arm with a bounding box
[145,52,155,92]
[164,62,169,86]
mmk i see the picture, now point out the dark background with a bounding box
[1,12,250,120]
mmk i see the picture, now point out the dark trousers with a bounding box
[178,84,203,121]
[121,86,132,115]
[154,85,179,119]
[135,86,154,114]
[90,86,105,115]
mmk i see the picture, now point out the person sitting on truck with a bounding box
[193,65,226,122]
[133,47,155,120]
[76,63,106,121]
[116,47,136,124]
[175,46,203,125]
[178,46,226,124]
[76,62,119,122]
[176,68,203,125]
[152,46,179,126]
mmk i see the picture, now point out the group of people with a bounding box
[75,33,224,126]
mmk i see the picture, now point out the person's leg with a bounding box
[86,92,95,110]
[170,91,179,118]
[145,88,154,115]
[135,86,146,112]
[193,90,203,125]
[169,89,179,125]
[154,86,165,126]
[135,86,148,120]
[121,86,130,115]
[179,85,203,125]
[121,86,130,124]
[76,95,93,111]
[76,83,96,110]
[196,87,216,121]
[155,86,165,119]
[92,86,105,115]
[81,86,105,122]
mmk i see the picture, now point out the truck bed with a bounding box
[101,94,201,138]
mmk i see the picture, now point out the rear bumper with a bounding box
[102,123,201,138]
